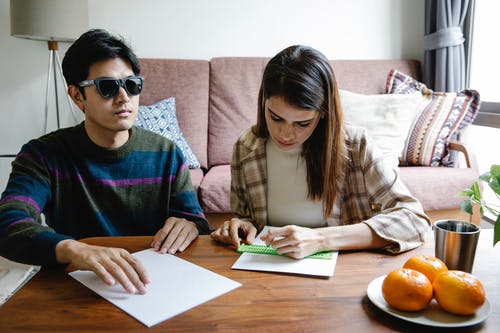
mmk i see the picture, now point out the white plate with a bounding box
[366,275,492,327]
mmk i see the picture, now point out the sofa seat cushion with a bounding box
[399,167,478,211]
[189,168,204,192]
[199,165,231,213]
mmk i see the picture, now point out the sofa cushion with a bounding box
[386,70,480,166]
[340,89,425,168]
[207,59,423,168]
[399,166,478,211]
[139,59,209,169]
[331,60,421,94]
[189,168,204,192]
[198,165,231,213]
[208,58,269,168]
[136,97,200,168]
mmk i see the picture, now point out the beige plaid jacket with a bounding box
[230,124,431,253]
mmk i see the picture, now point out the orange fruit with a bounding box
[403,255,448,282]
[433,270,486,315]
[382,268,433,311]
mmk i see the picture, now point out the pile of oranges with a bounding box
[381,255,486,315]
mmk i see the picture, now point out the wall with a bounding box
[0,0,424,190]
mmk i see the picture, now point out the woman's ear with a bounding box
[68,85,85,112]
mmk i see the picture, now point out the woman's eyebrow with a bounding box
[268,107,316,123]
[267,108,281,118]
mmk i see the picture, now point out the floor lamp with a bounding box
[10,0,88,133]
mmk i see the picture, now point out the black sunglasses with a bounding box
[77,76,144,99]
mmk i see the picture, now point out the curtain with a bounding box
[423,0,471,92]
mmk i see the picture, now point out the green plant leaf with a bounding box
[458,164,500,224]
[456,189,474,198]
[494,215,500,246]
[479,171,490,182]
[471,182,482,200]
[490,164,500,178]
[460,200,473,215]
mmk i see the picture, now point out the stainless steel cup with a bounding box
[434,219,480,273]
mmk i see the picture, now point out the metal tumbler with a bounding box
[434,219,480,273]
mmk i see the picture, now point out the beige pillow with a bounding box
[340,89,426,168]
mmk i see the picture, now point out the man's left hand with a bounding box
[151,217,199,254]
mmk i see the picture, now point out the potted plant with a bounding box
[458,164,500,245]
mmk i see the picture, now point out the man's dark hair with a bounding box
[62,29,140,89]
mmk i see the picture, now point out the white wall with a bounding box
[0,0,424,189]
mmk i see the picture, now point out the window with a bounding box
[467,0,500,220]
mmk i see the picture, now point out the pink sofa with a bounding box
[138,58,478,228]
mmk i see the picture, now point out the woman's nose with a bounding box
[280,123,294,138]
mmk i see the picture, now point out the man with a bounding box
[0,29,210,294]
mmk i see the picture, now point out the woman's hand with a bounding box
[260,225,327,259]
[210,218,257,249]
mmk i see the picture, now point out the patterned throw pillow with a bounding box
[386,70,480,166]
[136,97,200,168]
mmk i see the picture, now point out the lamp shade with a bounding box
[10,0,88,42]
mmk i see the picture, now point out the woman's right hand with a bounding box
[210,218,257,249]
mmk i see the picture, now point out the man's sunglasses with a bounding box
[77,76,144,99]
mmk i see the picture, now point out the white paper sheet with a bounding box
[69,249,241,327]
[231,226,338,277]
[0,256,40,305]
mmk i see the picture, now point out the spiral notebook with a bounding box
[231,226,338,277]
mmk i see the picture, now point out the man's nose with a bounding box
[115,86,130,103]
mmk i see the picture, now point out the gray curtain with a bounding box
[423,0,471,92]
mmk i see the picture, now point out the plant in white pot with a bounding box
[458,164,500,246]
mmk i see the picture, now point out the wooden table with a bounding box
[1,230,498,332]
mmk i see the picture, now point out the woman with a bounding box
[211,45,430,258]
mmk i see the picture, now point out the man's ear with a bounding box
[68,85,85,112]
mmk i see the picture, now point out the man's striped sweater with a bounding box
[0,123,209,265]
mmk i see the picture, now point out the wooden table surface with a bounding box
[0,229,498,333]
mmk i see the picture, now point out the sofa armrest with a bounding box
[447,140,481,226]
[448,140,478,173]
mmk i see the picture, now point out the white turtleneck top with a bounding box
[266,139,326,228]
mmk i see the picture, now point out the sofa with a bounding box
[138,57,479,230]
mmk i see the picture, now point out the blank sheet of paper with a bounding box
[69,249,241,327]
[0,256,40,305]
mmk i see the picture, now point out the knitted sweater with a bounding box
[0,123,209,265]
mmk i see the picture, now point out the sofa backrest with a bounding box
[207,58,421,168]
[139,58,210,169]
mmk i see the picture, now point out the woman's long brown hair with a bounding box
[254,45,347,219]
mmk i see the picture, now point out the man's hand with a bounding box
[210,218,257,249]
[56,239,150,294]
[150,217,199,254]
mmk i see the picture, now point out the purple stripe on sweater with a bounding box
[0,218,30,236]
[97,177,164,186]
[179,210,205,219]
[3,217,34,233]
[180,161,189,171]
[0,196,41,213]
